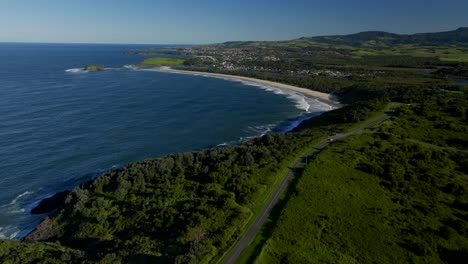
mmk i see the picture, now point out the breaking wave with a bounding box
[151,68,335,113]
[64,65,335,114]
[65,68,87,73]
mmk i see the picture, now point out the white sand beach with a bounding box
[159,67,342,108]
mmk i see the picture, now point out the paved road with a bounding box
[223,114,390,264]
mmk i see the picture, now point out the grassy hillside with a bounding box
[309,27,468,47]
[219,28,468,49]
[215,28,468,62]
[375,95,468,150]
[254,132,468,263]
[244,93,468,263]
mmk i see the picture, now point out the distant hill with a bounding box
[308,27,468,47]
[218,28,468,48]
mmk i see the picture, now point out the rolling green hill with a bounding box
[219,28,468,48]
[214,28,468,62]
[308,27,468,47]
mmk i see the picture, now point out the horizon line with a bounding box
[1,26,466,46]
[0,41,196,46]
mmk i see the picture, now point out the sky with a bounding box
[0,0,467,44]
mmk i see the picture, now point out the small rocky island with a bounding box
[84,64,105,71]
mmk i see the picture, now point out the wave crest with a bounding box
[0,226,20,240]
[7,191,32,206]
[65,68,86,73]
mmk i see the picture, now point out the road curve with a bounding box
[223,114,390,264]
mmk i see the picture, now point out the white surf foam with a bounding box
[123,64,139,70]
[240,123,277,142]
[0,191,33,240]
[139,67,162,72]
[68,65,335,113]
[236,79,313,112]
[65,68,87,73]
[0,226,20,240]
[305,97,335,112]
[155,70,332,113]
[213,124,277,147]
[7,208,25,214]
[8,191,32,206]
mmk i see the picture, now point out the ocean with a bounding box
[0,43,331,239]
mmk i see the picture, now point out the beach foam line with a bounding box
[7,191,33,206]
[65,68,87,73]
[233,79,314,112]
[275,112,324,133]
[231,78,313,112]
[306,97,334,112]
[1,165,123,240]
[127,66,316,112]
[65,67,125,73]
[0,226,20,240]
[7,208,25,214]
[158,67,341,110]
[88,65,336,112]
[123,64,139,70]
[0,191,33,240]
[154,67,338,113]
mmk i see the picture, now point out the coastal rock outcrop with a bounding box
[84,64,104,71]
[22,217,56,242]
[30,191,70,214]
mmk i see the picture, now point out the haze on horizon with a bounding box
[1,0,467,45]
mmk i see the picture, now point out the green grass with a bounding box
[235,105,393,263]
[251,133,468,263]
[350,45,468,62]
[262,39,468,62]
[139,57,185,66]
[214,136,327,264]
[237,95,468,263]
[374,96,468,150]
[256,137,401,263]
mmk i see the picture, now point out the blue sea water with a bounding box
[0,43,331,239]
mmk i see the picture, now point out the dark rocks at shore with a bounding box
[30,191,70,214]
[22,217,56,242]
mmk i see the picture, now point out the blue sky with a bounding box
[1,0,467,44]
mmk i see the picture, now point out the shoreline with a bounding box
[159,66,342,109]
[18,65,341,241]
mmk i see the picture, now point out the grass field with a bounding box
[240,96,468,263]
[139,57,186,66]
[350,45,468,62]
[214,136,327,264]
[241,38,468,62]
[373,96,468,150]
[234,106,392,263]
[250,132,468,263]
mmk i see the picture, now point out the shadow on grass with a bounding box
[245,165,307,263]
